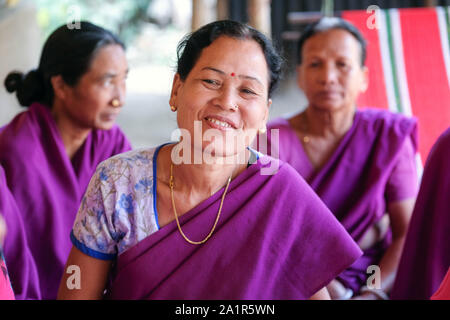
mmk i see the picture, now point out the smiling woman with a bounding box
[58,20,362,300]
[0,21,132,300]
[263,17,418,300]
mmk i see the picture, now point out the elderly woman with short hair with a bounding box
[264,17,418,300]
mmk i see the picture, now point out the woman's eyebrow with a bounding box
[201,66,226,75]
[201,67,263,85]
[99,68,129,79]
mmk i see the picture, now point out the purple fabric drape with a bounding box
[1,165,39,299]
[264,109,418,293]
[391,127,450,300]
[0,102,131,299]
[106,157,362,300]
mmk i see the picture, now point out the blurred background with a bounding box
[1,0,449,148]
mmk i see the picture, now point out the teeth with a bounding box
[206,117,232,128]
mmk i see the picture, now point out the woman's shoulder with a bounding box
[266,117,291,130]
[426,127,450,164]
[434,127,450,150]
[357,108,418,138]
[97,147,158,173]
[357,108,417,126]
[0,110,37,159]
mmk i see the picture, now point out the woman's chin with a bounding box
[96,121,116,131]
[309,102,349,113]
[200,144,248,164]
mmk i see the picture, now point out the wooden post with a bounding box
[248,0,271,36]
[192,0,208,31]
[424,0,437,7]
[217,0,228,20]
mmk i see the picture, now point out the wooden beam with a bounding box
[248,0,271,36]
[192,0,208,31]
[217,0,228,20]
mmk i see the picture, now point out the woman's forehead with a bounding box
[302,29,361,59]
[84,44,128,77]
[192,37,269,80]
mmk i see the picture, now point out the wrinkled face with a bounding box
[170,36,271,158]
[297,29,368,112]
[59,44,128,130]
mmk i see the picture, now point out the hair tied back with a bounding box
[4,71,24,93]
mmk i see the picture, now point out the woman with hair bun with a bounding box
[262,17,418,299]
[0,21,132,299]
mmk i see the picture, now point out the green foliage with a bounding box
[35,0,153,45]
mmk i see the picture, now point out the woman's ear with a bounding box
[169,73,183,107]
[360,66,369,93]
[296,65,305,91]
[264,99,272,123]
[50,75,68,101]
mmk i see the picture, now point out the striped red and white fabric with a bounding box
[342,7,450,167]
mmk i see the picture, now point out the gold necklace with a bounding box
[303,135,311,143]
[300,113,311,143]
[169,163,232,245]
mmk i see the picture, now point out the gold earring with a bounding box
[112,99,120,108]
[259,126,267,134]
[170,105,177,112]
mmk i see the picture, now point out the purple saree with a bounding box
[391,127,450,300]
[264,109,418,294]
[0,102,131,299]
[1,166,40,299]
[105,157,362,300]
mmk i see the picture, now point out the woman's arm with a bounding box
[355,198,415,299]
[309,287,331,300]
[57,246,112,300]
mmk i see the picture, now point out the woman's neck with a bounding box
[293,105,356,140]
[51,102,91,160]
[160,144,248,198]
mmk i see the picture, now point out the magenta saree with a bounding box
[105,157,362,300]
[264,109,418,293]
[0,102,131,299]
[391,127,450,300]
[1,166,38,300]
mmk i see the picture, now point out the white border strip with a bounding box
[389,9,413,117]
[436,7,450,90]
[377,10,398,113]
[416,153,424,183]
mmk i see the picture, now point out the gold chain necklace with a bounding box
[301,113,311,143]
[169,163,232,245]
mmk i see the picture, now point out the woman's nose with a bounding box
[319,64,338,85]
[216,87,238,111]
[114,81,126,106]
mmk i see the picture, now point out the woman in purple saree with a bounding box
[0,165,39,300]
[58,20,362,300]
[0,22,131,299]
[0,214,15,300]
[391,127,450,300]
[261,18,418,299]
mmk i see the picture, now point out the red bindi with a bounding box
[231,72,235,77]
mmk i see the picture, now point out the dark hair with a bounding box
[4,21,125,107]
[297,17,367,67]
[176,20,284,99]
